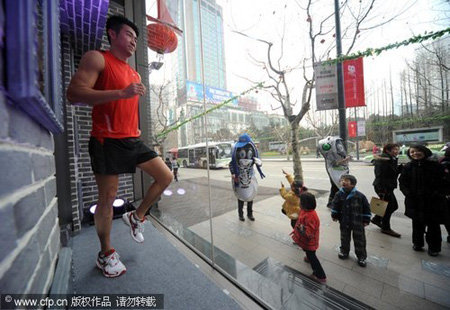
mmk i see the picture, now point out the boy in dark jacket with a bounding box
[331,175,371,267]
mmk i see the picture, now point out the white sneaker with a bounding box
[96,249,126,278]
[122,211,145,243]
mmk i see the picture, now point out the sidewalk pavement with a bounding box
[262,156,365,163]
[188,193,450,309]
[71,171,450,309]
[71,220,246,310]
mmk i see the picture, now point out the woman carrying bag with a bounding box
[371,143,403,237]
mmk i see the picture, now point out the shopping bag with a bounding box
[370,196,388,217]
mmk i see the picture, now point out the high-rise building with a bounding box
[176,0,226,98]
[172,0,228,146]
[168,0,275,147]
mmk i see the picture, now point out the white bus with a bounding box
[177,141,234,169]
[269,141,286,151]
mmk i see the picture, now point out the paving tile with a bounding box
[343,284,389,309]
[157,173,450,310]
[424,283,450,308]
[381,283,447,310]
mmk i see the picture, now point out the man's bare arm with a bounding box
[66,51,145,106]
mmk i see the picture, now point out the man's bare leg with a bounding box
[94,174,119,253]
[135,157,173,219]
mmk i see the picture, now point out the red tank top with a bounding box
[91,51,141,140]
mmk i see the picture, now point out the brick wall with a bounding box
[0,92,60,294]
[62,1,135,231]
[0,0,147,296]
[0,0,61,295]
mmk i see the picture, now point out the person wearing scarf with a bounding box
[399,145,446,256]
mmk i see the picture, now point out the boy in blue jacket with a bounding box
[331,175,371,267]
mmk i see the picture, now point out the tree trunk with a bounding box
[285,141,290,161]
[290,121,303,182]
[439,67,445,112]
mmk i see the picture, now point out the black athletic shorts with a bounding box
[88,137,158,175]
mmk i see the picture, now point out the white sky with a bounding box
[147,0,450,121]
[216,0,449,114]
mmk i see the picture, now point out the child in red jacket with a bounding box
[291,192,327,283]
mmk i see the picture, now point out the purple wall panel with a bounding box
[60,0,109,53]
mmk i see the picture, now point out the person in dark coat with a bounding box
[164,157,172,172]
[371,143,402,237]
[399,145,446,256]
[439,148,450,243]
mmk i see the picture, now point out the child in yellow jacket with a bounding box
[280,169,307,228]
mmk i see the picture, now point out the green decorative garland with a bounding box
[156,82,264,138]
[157,27,450,139]
[325,27,450,65]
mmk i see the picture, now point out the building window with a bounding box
[5,0,63,134]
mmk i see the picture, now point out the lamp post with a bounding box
[334,0,348,151]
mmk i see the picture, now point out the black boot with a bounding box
[247,201,255,221]
[238,200,245,221]
[371,216,382,228]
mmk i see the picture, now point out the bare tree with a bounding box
[256,0,377,182]
[150,81,178,156]
[305,109,339,139]
[419,40,449,112]
[231,1,423,181]
[255,41,313,181]
[270,122,291,159]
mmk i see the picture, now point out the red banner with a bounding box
[147,0,183,35]
[343,57,365,108]
[348,121,357,138]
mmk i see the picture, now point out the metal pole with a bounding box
[196,0,215,266]
[334,0,347,151]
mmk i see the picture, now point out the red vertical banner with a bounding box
[348,121,357,138]
[147,0,183,35]
[158,0,177,27]
[343,57,365,108]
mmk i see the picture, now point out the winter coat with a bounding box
[331,187,371,228]
[440,157,450,196]
[372,153,401,193]
[400,157,446,223]
[291,209,320,251]
[165,159,172,171]
[279,173,300,220]
[171,159,179,170]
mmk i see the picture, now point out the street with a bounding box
[172,159,406,216]
[155,158,450,310]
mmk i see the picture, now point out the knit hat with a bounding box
[234,133,253,149]
[340,174,357,185]
[230,133,265,184]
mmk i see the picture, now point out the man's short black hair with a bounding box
[106,15,139,44]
